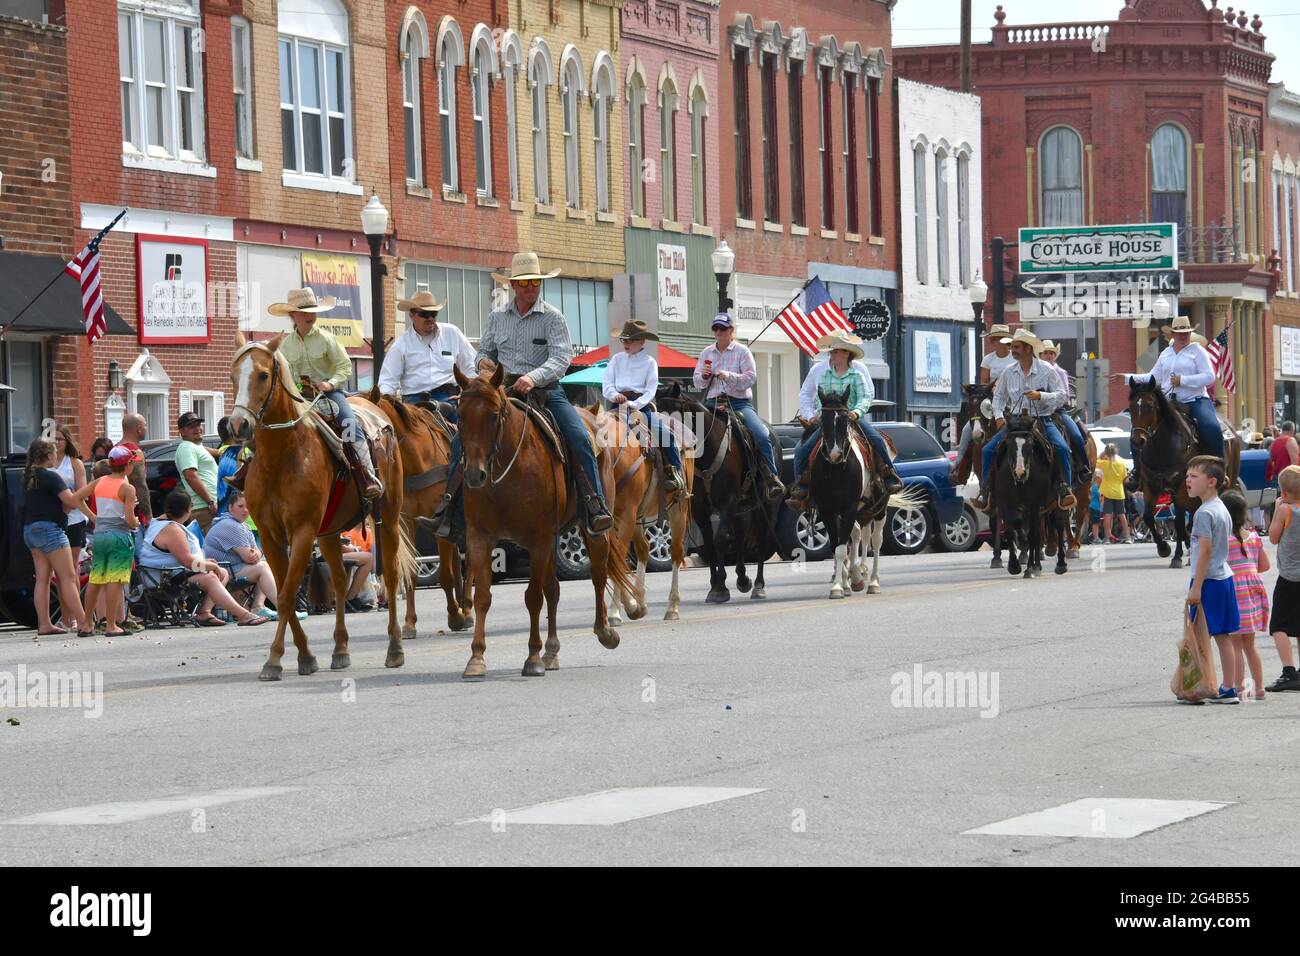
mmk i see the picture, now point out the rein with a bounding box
[232,343,315,432]
[490,400,531,485]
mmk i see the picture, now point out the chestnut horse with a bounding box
[452,364,642,679]
[229,335,418,680]
[372,394,472,637]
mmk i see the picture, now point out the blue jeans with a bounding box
[1183,396,1224,458]
[795,419,892,476]
[321,389,359,440]
[981,419,1071,485]
[1057,412,1089,465]
[405,385,458,423]
[706,398,778,474]
[617,406,682,470]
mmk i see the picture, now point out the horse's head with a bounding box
[453,363,507,488]
[818,386,854,464]
[1128,377,1161,440]
[963,382,995,441]
[229,332,289,440]
[1003,412,1040,483]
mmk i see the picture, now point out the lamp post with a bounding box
[361,194,390,386]
[966,276,988,388]
[107,360,123,393]
[711,239,735,313]
[1151,294,1173,325]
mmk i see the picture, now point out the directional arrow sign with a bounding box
[1015,270,1181,297]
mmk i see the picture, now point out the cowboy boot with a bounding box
[1057,482,1077,510]
[350,440,383,499]
[760,458,785,502]
[571,463,612,535]
[882,462,905,495]
[786,463,813,512]
[663,463,684,493]
[224,458,251,491]
[430,473,464,541]
[973,478,992,513]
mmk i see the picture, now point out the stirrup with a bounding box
[585,497,613,534]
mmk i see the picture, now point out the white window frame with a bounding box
[561,50,584,210]
[118,0,206,165]
[628,72,646,217]
[402,32,423,185]
[690,86,708,226]
[501,35,523,203]
[913,144,928,284]
[438,43,460,191]
[232,17,255,161]
[660,78,678,222]
[592,59,614,214]
[279,33,355,184]
[957,152,971,286]
[472,43,494,197]
[935,149,949,286]
[530,47,552,205]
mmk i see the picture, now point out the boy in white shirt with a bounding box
[602,320,683,491]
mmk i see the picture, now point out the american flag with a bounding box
[774,277,853,356]
[1206,323,1235,393]
[63,211,125,345]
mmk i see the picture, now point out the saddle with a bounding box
[808,428,895,503]
[711,400,767,507]
[1052,407,1093,481]
[502,376,568,468]
[305,392,392,532]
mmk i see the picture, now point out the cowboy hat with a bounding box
[816,328,866,361]
[1170,315,1198,334]
[1000,328,1043,353]
[396,290,445,313]
[491,251,560,284]
[268,288,337,316]
[986,323,1011,338]
[1038,339,1059,355]
[616,319,659,342]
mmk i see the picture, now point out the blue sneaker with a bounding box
[1208,686,1240,705]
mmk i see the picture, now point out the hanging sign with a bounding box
[849,297,892,341]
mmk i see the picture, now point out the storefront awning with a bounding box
[570,343,699,368]
[0,252,132,335]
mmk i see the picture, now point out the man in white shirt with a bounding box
[378,291,477,420]
[953,323,1014,479]
[602,320,682,491]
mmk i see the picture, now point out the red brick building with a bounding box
[895,0,1280,426]
[718,0,897,422]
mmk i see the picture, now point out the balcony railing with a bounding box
[998,23,1109,45]
[1180,218,1247,265]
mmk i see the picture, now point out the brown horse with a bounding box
[372,394,472,637]
[452,364,642,679]
[1056,413,1097,560]
[229,335,418,680]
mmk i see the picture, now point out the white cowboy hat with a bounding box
[491,251,561,284]
[1170,314,1198,333]
[987,323,1011,338]
[268,288,337,316]
[1000,327,1043,353]
[396,290,445,313]
[816,329,865,361]
[1038,339,1059,354]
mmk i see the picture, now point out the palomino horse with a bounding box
[990,413,1070,578]
[372,394,472,637]
[657,384,781,604]
[810,389,925,599]
[452,364,643,678]
[1128,378,1241,568]
[229,335,418,679]
[601,404,696,623]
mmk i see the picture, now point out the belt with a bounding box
[404,387,454,403]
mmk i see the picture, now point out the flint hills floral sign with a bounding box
[1018,223,1177,274]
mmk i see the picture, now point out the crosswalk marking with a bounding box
[0,787,302,826]
[964,798,1232,839]
[463,787,766,826]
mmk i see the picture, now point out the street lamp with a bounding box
[1152,295,1173,323]
[712,239,735,313]
[361,194,390,383]
[107,360,123,392]
[968,275,988,327]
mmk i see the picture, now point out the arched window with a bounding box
[1039,126,1083,227]
[470,30,495,197]
[660,75,678,222]
[935,148,949,286]
[1151,123,1188,232]
[689,82,708,226]
[529,43,552,205]
[957,152,971,285]
[562,52,584,209]
[1231,127,1243,254]
[400,13,428,185]
[500,32,523,203]
[628,70,646,217]
[592,56,615,214]
[914,143,928,283]
[436,20,464,192]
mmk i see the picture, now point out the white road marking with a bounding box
[462,787,766,826]
[1,787,301,826]
[964,798,1232,839]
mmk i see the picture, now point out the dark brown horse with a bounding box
[229,335,418,680]
[960,382,1011,569]
[452,364,642,679]
[1128,378,1241,568]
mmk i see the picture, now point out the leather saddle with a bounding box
[1052,407,1093,479]
[712,399,770,506]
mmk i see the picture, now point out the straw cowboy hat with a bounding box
[817,328,866,361]
[396,290,445,313]
[1170,314,1198,334]
[1000,327,1043,353]
[615,319,659,342]
[986,323,1011,338]
[268,288,337,316]
[1038,339,1059,355]
[491,251,560,284]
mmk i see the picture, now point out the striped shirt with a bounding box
[992,356,1066,419]
[203,513,257,569]
[807,365,872,419]
[1043,360,1071,401]
[475,298,573,388]
[693,341,758,400]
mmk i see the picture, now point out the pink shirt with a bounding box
[694,341,758,400]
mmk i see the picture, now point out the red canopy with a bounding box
[570,343,699,369]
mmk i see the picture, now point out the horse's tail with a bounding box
[604,523,643,607]
[392,512,420,597]
[887,485,927,513]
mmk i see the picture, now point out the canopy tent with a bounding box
[560,361,609,386]
[569,343,698,369]
[0,252,132,335]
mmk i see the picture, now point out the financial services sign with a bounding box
[1018,223,1177,274]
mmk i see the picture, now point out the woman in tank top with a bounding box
[53,426,91,555]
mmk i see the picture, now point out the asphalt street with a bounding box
[1,542,1297,866]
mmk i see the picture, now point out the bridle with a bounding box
[461,386,530,486]
[1130,389,1159,444]
[819,405,852,464]
[231,342,315,432]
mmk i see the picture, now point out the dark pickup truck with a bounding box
[0,456,48,628]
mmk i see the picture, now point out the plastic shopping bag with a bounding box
[1171,603,1218,703]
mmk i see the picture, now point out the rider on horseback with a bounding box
[432,251,614,538]
[377,291,477,419]
[1037,339,1093,481]
[787,329,903,510]
[601,320,684,493]
[693,313,785,502]
[952,324,1014,482]
[974,328,1076,512]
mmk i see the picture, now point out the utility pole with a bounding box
[960,0,972,93]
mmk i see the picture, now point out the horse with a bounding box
[228,335,419,680]
[657,383,781,604]
[810,388,926,599]
[1127,378,1241,569]
[960,383,1011,569]
[452,363,643,679]
[371,394,472,637]
[1041,410,1097,561]
[990,413,1070,578]
[599,403,696,624]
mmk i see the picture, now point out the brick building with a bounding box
[1269,83,1300,422]
[719,0,897,423]
[895,0,1280,426]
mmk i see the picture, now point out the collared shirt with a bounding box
[799,357,875,420]
[280,325,352,392]
[1042,359,1071,401]
[992,356,1066,419]
[694,340,757,400]
[175,438,217,512]
[476,297,573,388]
[602,350,659,411]
[1126,342,1215,403]
[378,323,477,396]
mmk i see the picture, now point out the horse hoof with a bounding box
[385,651,405,669]
[706,588,730,604]
[1169,557,1184,569]
[750,587,766,600]
[298,655,319,676]
[1023,568,1034,579]
[451,614,474,632]
[597,627,620,650]
[521,658,546,677]
[736,576,752,594]
[1055,564,1068,575]
[1156,540,1171,558]
[608,611,624,627]
[1067,549,1080,560]
[628,602,648,621]
[543,655,559,671]
[1008,564,1020,576]
[850,580,865,593]
[258,664,283,682]
[401,625,417,641]
[990,557,1003,569]
[330,653,351,671]
[829,587,845,600]
[663,609,680,621]
[462,657,486,680]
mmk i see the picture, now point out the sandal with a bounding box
[37,626,69,636]
[76,629,95,638]
[237,615,269,627]
[193,615,227,627]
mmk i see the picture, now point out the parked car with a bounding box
[142,435,222,517]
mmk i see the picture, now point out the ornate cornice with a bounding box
[623,0,717,55]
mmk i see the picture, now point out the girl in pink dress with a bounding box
[1222,490,1269,700]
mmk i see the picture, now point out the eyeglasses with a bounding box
[414,311,439,319]
[512,279,542,288]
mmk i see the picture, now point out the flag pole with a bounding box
[746,277,814,344]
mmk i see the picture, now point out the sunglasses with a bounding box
[512,279,542,288]
[413,310,439,319]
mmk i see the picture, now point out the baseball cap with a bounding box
[711,313,734,330]
[177,412,204,428]
[107,445,135,465]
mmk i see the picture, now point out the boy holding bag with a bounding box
[1186,456,1241,703]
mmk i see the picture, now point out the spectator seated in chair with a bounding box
[202,490,303,621]
[339,522,377,612]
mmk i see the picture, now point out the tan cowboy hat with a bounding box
[616,319,659,342]
[986,323,1011,338]
[1000,327,1043,353]
[1038,339,1059,355]
[817,328,866,361]
[491,251,560,284]
[268,288,337,316]
[396,290,445,313]
[1170,314,1198,334]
